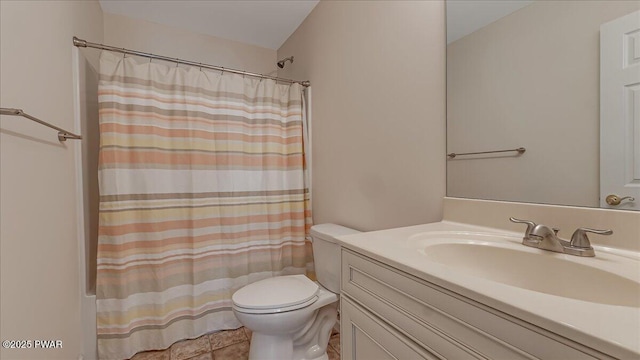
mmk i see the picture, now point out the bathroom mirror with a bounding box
[446,0,640,211]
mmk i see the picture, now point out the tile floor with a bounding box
[129,327,340,360]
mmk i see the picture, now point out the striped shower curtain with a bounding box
[96,52,312,360]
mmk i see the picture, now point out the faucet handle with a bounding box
[570,228,613,248]
[509,217,536,237]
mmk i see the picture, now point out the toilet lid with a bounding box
[232,275,319,310]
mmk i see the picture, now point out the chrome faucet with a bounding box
[529,224,565,253]
[509,218,613,257]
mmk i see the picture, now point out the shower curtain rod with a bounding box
[72,36,311,87]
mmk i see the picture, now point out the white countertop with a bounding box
[335,221,640,358]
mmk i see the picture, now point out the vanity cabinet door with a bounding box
[341,296,438,360]
[341,249,611,360]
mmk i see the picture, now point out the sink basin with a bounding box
[409,232,640,307]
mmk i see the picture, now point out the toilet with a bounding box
[232,224,360,360]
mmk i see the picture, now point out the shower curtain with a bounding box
[96,51,313,359]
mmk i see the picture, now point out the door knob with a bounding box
[605,194,635,206]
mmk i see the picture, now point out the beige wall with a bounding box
[79,50,101,296]
[0,3,444,358]
[0,1,103,359]
[447,1,640,208]
[103,13,277,76]
[277,0,447,231]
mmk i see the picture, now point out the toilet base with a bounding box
[249,333,331,360]
[249,332,329,360]
[249,333,294,360]
[247,303,337,360]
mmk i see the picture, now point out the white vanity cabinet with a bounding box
[341,296,437,360]
[339,248,614,360]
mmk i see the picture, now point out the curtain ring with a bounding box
[175,58,180,68]
[199,63,203,72]
[122,48,126,58]
[220,67,225,75]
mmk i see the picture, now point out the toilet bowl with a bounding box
[232,224,360,360]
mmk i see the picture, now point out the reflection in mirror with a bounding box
[446,0,640,211]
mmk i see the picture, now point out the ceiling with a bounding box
[98,0,320,50]
[446,0,534,44]
[99,1,535,49]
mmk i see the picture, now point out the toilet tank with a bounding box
[310,224,360,293]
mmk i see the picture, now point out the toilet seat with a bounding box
[232,275,319,314]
